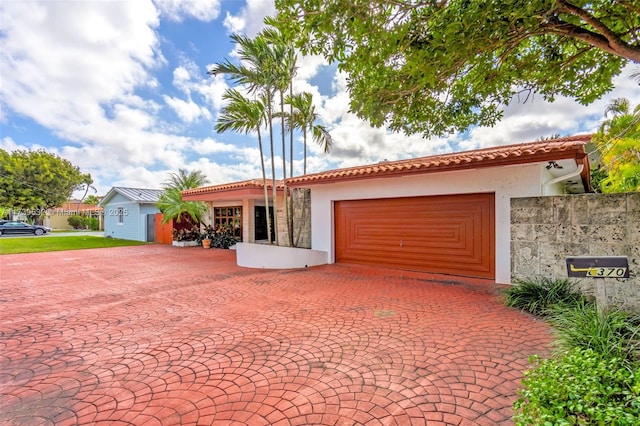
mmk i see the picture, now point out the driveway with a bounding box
[0,245,551,425]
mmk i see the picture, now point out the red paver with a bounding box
[0,245,552,425]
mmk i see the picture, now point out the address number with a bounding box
[586,267,628,277]
[566,257,630,278]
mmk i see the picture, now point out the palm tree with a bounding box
[264,17,298,179]
[157,188,209,224]
[76,173,96,214]
[287,92,333,174]
[210,33,281,244]
[215,89,273,244]
[261,26,298,245]
[164,169,208,191]
[157,169,209,225]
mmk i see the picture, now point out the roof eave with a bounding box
[288,146,587,187]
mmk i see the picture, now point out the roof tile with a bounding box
[182,179,285,197]
[287,136,591,186]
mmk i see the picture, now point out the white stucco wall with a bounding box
[306,162,558,284]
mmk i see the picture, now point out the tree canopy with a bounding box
[274,0,640,137]
[0,149,90,217]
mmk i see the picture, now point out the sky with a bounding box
[1,0,639,197]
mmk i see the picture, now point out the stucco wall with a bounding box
[511,193,639,313]
[307,163,560,284]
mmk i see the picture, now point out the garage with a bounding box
[334,193,495,279]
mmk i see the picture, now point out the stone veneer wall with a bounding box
[275,189,311,249]
[511,192,640,313]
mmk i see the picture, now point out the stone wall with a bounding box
[511,193,640,313]
[275,189,311,249]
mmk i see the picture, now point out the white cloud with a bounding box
[222,0,275,36]
[153,0,221,22]
[172,61,228,112]
[191,137,240,155]
[163,95,212,122]
[0,1,163,133]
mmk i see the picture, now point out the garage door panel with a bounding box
[335,193,495,278]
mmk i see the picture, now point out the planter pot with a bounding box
[202,239,212,249]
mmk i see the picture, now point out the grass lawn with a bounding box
[0,236,148,254]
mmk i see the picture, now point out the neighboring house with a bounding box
[45,200,104,230]
[184,136,592,283]
[99,187,164,242]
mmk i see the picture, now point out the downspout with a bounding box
[543,164,584,195]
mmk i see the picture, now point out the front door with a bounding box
[254,206,275,241]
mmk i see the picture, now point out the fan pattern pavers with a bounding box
[0,245,552,425]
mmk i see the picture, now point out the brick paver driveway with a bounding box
[0,245,551,425]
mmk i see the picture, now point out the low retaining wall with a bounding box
[511,192,639,313]
[236,242,328,269]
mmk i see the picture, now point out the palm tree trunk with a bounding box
[289,85,294,178]
[303,125,308,175]
[267,98,279,245]
[288,85,295,246]
[256,128,271,245]
[280,91,292,246]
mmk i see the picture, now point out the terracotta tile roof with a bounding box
[287,135,591,186]
[182,179,285,197]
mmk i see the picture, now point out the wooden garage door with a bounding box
[334,193,495,279]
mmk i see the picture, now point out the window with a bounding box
[214,207,242,241]
[117,207,124,224]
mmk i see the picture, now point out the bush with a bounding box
[503,277,584,316]
[211,227,236,249]
[514,349,640,425]
[200,224,236,249]
[548,302,640,363]
[67,215,85,229]
[172,226,200,241]
[85,217,99,231]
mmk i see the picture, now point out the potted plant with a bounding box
[200,225,215,249]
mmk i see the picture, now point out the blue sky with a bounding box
[1,0,639,197]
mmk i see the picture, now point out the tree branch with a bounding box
[553,0,640,62]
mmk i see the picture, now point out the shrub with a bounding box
[503,276,584,316]
[200,224,236,249]
[172,226,200,241]
[211,227,236,249]
[67,215,85,229]
[85,217,99,231]
[548,302,640,363]
[514,349,640,425]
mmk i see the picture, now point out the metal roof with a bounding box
[100,187,163,205]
